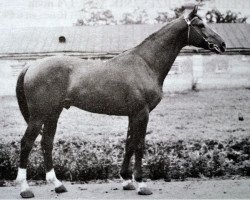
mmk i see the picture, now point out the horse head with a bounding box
[184,5,226,54]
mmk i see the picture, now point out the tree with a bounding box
[206,9,247,23]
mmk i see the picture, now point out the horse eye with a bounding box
[198,24,205,28]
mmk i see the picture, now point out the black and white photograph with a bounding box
[0,0,249,199]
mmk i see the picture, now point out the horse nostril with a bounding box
[221,42,226,52]
[208,43,214,49]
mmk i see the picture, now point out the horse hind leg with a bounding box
[41,109,67,193]
[16,116,43,198]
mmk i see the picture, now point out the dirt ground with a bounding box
[1,178,250,199]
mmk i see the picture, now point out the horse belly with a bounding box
[69,80,145,116]
[71,89,130,116]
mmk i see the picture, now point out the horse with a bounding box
[15,6,225,198]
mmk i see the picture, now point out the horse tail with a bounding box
[16,66,30,124]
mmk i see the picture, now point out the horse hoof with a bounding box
[138,187,153,195]
[55,185,67,193]
[20,190,35,198]
[123,182,136,190]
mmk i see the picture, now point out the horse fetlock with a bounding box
[133,171,143,183]
[16,176,26,184]
[120,170,133,180]
[16,168,27,183]
[137,182,147,190]
[46,176,55,184]
[46,169,63,188]
[16,169,31,194]
[46,169,56,182]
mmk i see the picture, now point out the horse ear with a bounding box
[188,5,198,19]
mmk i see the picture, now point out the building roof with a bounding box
[1,23,250,56]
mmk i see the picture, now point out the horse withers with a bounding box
[15,6,225,198]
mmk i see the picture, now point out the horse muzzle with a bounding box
[207,41,226,54]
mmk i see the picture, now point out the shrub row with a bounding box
[0,137,249,181]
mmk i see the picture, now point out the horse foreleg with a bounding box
[132,108,152,195]
[41,111,67,193]
[16,117,43,198]
[120,118,136,190]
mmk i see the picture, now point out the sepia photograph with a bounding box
[0,0,249,199]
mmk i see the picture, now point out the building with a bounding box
[0,23,250,95]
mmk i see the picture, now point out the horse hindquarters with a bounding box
[15,67,42,197]
[16,61,68,197]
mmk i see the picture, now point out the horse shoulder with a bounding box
[110,53,163,112]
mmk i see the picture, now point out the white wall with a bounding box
[0,54,249,96]
[163,54,250,92]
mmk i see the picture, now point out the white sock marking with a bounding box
[16,168,30,192]
[137,182,147,192]
[46,169,62,188]
[122,179,132,187]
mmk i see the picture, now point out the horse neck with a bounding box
[135,17,187,86]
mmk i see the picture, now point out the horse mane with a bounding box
[138,14,203,47]
[138,17,182,46]
[195,14,203,20]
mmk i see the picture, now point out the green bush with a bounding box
[0,137,249,181]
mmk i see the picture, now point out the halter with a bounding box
[184,17,218,51]
[184,17,197,46]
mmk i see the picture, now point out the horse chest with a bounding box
[144,89,162,111]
